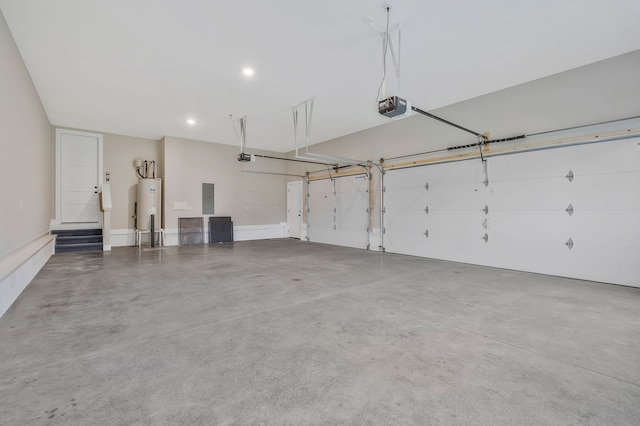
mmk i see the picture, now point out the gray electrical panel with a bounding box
[202,183,214,215]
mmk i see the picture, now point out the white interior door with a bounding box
[55,129,103,228]
[287,180,303,238]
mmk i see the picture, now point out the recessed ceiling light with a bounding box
[242,68,254,77]
[187,119,196,125]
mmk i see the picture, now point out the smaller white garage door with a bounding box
[307,174,370,249]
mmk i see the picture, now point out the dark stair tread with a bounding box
[56,235,103,245]
[52,229,102,237]
[55,243,103,253]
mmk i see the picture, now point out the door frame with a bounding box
[53,128,104,230]
[287,180,303,238]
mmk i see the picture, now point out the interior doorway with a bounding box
[54,128,103,229]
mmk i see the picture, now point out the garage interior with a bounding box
[1,1,639,424]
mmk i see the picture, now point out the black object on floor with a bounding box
[209,216,233,243]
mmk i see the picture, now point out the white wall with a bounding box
[0,9,53,316]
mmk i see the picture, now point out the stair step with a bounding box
[52,229,102,237]
[55,243,103,253]
[55,235,103,245]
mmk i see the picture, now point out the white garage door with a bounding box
[384,137,640,287]
[308,174,370,249]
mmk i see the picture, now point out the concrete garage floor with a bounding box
[1,239,639,425]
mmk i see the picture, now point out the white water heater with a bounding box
[137,178,161,230]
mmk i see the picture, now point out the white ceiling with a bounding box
[1,0,639,152]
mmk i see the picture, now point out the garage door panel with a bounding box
[424,160,479,186]
[427,185,485,210]
[385,187,427,211]
[568,210,640,248]
[489,148,580,181]
[565,172,640,210]
[385,209,429,232]
[489,210,572,243]
[308,227,336,245]
[386,230,489,261]
[308,175,369,249]
[489,180,571,210]
[383,136,640,286]
[562,139,639,175]
[337,212,369,230]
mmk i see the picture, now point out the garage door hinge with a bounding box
[424,206,429,214]
[565,238,574,250]
[565,170,574,182]
[483,205,489,215]
[424,230,429,238]
[482,233,489,243]
[425,182,429,191]
[565,204,574,216]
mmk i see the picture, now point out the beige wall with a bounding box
[0,10,52,258]
[102,133,160,229]
[163,137,287,231]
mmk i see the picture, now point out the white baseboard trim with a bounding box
[110,229,136,247]
[233,223,288,242]
[110,223,288,247]
[111,229,168,247]
[0,234,55,318]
